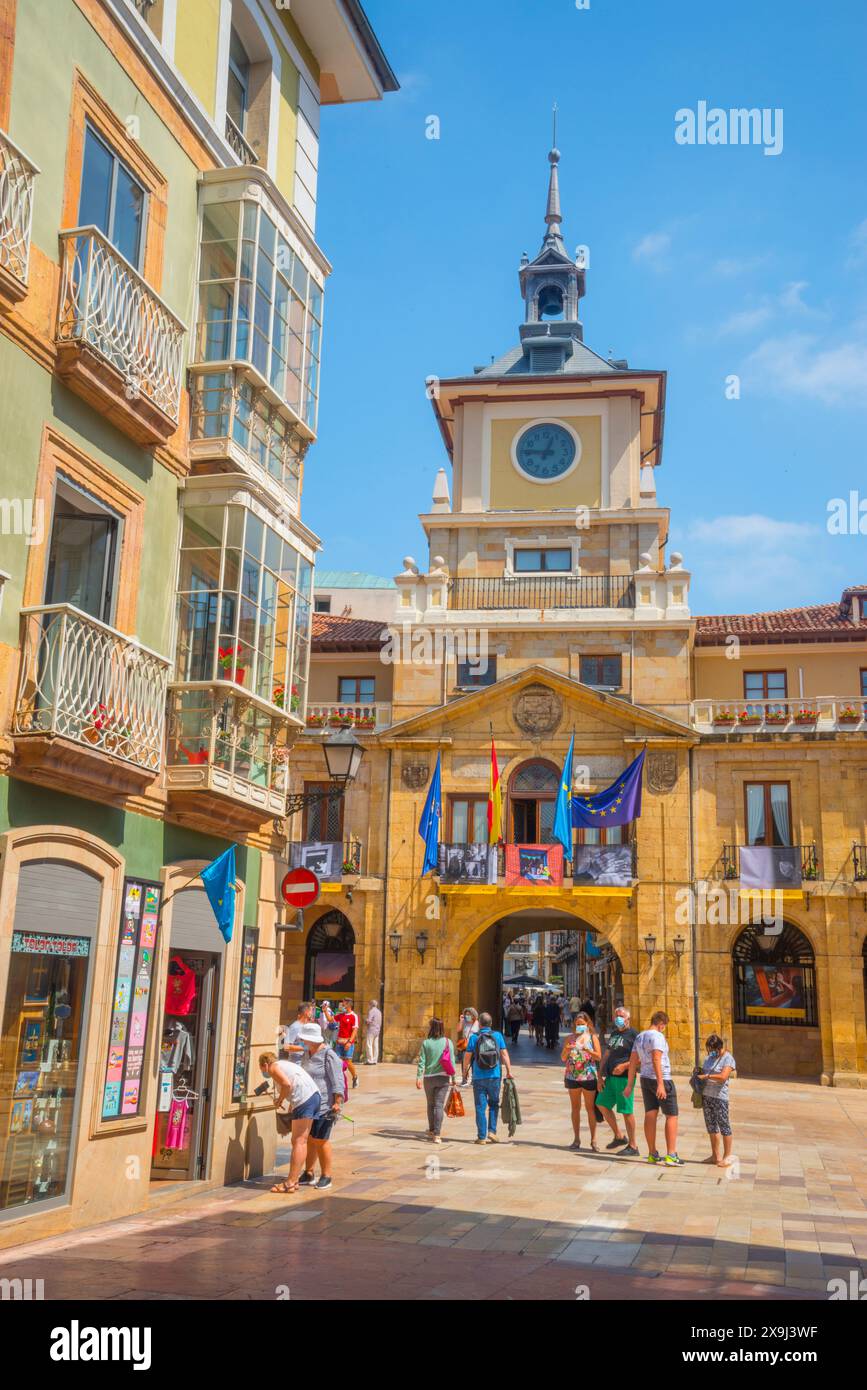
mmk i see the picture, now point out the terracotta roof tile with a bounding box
[311,614,388,650]
[695,589,867,645]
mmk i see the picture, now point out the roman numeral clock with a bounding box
[512,421,580,481]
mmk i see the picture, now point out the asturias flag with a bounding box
[201,845,237,943]
[552,733,574,853]
[571,748,646,829]
[418,752,442,874]
[487,738,503,844]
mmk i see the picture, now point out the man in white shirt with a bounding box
[364,1000,382,1065]
[624,1010,683,1167]
[279,1001,315,1056]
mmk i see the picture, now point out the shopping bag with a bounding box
[444,1085,465,1118]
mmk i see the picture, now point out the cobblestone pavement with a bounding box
[2,1041,866,1301]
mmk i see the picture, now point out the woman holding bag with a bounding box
[416,1017,457,1143]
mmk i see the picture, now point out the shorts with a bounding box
[290,1092,321,1122]
[596,1073,634,1115]
[702,1095,731,1136]
[639,1077,678,1116]
[565,1078,597,1092]
[335,1042,355,1060]
[310,1109,337,1142]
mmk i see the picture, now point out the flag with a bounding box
[552,733,574,852]
[201,845,237,943]
[571,748,646,829]
[418,752,442,875]
[487,737,503,844]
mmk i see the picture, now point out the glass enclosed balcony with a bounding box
[192,196,322,434]
[189,369,305,506]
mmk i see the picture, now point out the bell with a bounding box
[537,284,564,318]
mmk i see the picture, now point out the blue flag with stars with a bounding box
[418,752,442,875]
[552,733,574,852]
[571,749,646,829]
[201,845,237,943]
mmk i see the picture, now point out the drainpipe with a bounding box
[379,748,393,1053]
[688,744,700,1067]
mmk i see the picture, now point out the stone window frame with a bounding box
[504,533,581,579]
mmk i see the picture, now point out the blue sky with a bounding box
[307,0,867,615]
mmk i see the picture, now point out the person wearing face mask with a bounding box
[596,1006,640,1155]
[697,1033,736,1166]
[456,1006,480,1055]
[624,1010,683,1166]
[561,1012,602,1150]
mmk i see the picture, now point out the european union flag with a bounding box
[418,752,442,875]
[552,733,574,853]
[201,845,237,943]
[571,748,646,829]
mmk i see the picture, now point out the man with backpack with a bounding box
[461,1011,513,1144]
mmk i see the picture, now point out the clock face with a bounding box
[514,423,577,481]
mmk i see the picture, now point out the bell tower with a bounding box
[518,142,586,373]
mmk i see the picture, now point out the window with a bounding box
[861,669,867,698]
[745,782,792,847]
[575,825,627,846]
[449,797,488,844]
[196,199,323,430]
[45,478,120,624]
[733,923,817,1028]
[78,123,146,269]
[579,655,622,689]
[227,28,251,135]
[744,671,787,701]
[513,547,572,573]
[509,759,559,843]
[315,596,331,614]
[338,678,374,705]
[456,658,497,688]
[304,784,343,842]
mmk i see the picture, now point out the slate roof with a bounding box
[474,338,622,378]
[695,588,867,645]
[311,614,388,651]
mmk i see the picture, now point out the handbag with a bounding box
[440,1042,455,1076]
[444,1085,465,1118]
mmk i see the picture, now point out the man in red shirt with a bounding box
[335,999,359,1089]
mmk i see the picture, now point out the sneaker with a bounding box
[315,1176,333,1190]
[622,1146,640,1157]
[605,1136,628,1150]
[432,1136,442,1145]
[474,1137,487,1145]
[486,1134,499,1143]
[646,1152,661,1164]
[663,1153,685,1166]
[298,1171,316,1186]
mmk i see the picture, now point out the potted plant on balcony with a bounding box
[218,645,245,684]
[793,707,818,725]
[272,683,285,709]
[306,711,326,728]
[342,854,360,876]
[83,703,113,745]
[354,711,376,731]
[713,708,736,725]
[290,683,300,713]
[802,859,821,881]
[737,708,762,726]
[764,708,788,725]
[328,710,354,728]
[838,705,861,725]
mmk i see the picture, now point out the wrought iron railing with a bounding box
[57,227,186,422]
[693,697,867,732]
[0,128,39,288]
[721,843,820,882]
[854,844,867,882]
[305,702,392,733]
[225,115,258,166]
[492,837,638,882]
[14,605,170,773]
[132,0,156,15]
[286,839,366,876]
[447,575,635,611]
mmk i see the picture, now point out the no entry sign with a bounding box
[281,866,320,909]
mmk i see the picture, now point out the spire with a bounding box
[544,146,564,249]
[518,122,587,357]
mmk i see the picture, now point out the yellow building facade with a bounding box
[285,148,867,1087]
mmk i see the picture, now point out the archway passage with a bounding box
[305,910,355,1004]
[732,922,821,1079]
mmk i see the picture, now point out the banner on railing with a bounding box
[438,843,497,885]
[743,963,807,1019]
[289,841,342,882]
[739,845,802,890]
[505,844,564,888]
[572,844,632,888]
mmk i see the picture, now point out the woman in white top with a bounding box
[456,1006,480,1056]
[259,1051,321,1193]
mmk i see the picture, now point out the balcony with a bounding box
[287,838,380,892]
[304,702,392,734]
[188,368,306,510]
[447,575,635,612]
[165,683,290,831]
[439,839,637,897]
[693,697,867,734]
[225,115,258,166]
[720,843,820,888]
[55,228,186,446]
[12,604,169,797]
[0,128,39,307]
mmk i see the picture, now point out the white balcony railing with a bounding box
[692,697,867,733]
[304,702,392,733]
[225,115,258,166]
[13,605,170,773]
[0,128,39,288]
[57,227,186,422]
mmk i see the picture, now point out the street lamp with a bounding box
[643,933,656,960]
[284,728,365,815]
[415,929,429,961]
[672,934,686,962]
[389,929,402,961]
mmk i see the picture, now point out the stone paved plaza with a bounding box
[2,1044,866,1301]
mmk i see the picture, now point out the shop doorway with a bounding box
[151,887,225,1183]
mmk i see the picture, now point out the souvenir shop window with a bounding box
[100,879,162,1120]
[232,928,259,1102]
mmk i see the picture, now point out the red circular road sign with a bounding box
[281,866,320,909]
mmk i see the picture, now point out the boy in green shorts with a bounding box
[596,1006,639,1155]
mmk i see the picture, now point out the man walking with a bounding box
[624,1010,683,1166]
[279,1000,314,1056]
[335,999,360,1089]
[596,1006,639,1155]
[461,1011,512,1144]
[506,995,524,1046]
[364,998,382,1065]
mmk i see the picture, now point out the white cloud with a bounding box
[778,280,809,311]
[688,514,816,547]
[711,254,769,278]
[741,332,867,405]
[682,514,833,609]
[632,231,671,266]
[718,305,773,336]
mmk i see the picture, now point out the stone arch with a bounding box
[303,908,356,1003]
[730,920,821,1080]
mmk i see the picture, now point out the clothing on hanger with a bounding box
[161,1020,195,1074]
[165,1097,190,1151]
[164,955,197,1016]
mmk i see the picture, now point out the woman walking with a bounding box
[532,995,546,1047]
[259,1051,321,1194]
[456,1005,479,1055]
[698,1033,736,1166]
[561,1012,602,1151]
[416,1017,457,1143]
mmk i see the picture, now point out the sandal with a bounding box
[590,1142,600,1153]
[270,1180,298,1193]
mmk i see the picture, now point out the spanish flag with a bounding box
[487,738,503,844]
